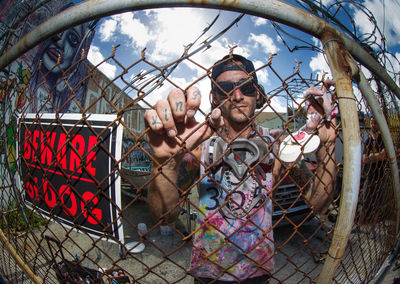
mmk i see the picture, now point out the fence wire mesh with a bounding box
[0,1,399,284]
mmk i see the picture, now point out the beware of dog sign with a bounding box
[19,113,123,242]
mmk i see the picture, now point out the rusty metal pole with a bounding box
[317,32,362,284]
[0,229,42,284]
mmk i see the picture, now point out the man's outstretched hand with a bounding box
[303,79,337,143]
[144,86,224,164]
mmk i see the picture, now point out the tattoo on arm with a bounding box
[177,153,200,192]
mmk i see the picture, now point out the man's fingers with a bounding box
[306,111,322,130]
[155,99,176,137]
[208,108,224,129]
[304,81,336,117]
[144,109,163,132]
[186,86,201,118]
[168,89,186,123]
[322,79,335,92]
[183,108,223,150]
[304,80,334,96]
[303,86,323,97]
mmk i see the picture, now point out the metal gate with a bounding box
[0,1,399,283]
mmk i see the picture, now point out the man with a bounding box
[144,54,337,283]
[360,117,387,228]
[362,118,386,180]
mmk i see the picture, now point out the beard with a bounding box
[221,101,256,125]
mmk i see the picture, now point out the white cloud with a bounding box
[148,8,216,61]
[228,44,251,58]
[321,0,337,6]
[97,8,220,64]
[353,0,400,46]
[311,37,319,46]
[264,97,287,113]
[309,52,331,79]
[116,12,154,49]
[87,45,117,79]
[183,40,252,79]
[253,59,269,85]
[308,38,332,79]
[98,12,154,50]
[251,16,267,27]
[99,18,117,41]
[248,33,279,54]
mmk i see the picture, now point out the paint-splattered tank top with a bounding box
[190,126,275,281]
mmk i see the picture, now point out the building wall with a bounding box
[255,111,307,131]
[84,63,146,137]
[259,116,285,129]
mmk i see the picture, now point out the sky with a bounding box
[84,0,400,116]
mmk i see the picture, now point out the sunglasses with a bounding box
[212,79,256,98]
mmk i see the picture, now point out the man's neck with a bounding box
[223,120,254,140]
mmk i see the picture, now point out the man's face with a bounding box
[371,118,379,133]
[213,69,259,125]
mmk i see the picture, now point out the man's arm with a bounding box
[144,87,222,223]
[362,136,386,164]
[273,123,336,214]
[363,150,386,164]
[147,149,200,223]
[303,122,336,214]
[270,129,285,186]
[298,81,337,214]
[148,158,182,223]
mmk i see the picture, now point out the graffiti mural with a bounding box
[121,138,152,170]
[0,0,94,115]
[29,13,94,112]
[0,62,30,175]
[0,0,94,184]
[28,4,94,113]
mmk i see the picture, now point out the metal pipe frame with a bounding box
[317,33,362,283]
[0,0,399,283]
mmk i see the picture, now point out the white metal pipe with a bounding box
[0,0,399,99]
[317,33,362,284]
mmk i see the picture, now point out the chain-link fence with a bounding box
[0,0,399,283]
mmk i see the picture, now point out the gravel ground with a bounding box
[1,187,398,283]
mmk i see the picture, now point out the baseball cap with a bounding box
[210,54,266,109]
[211,54,258,84]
